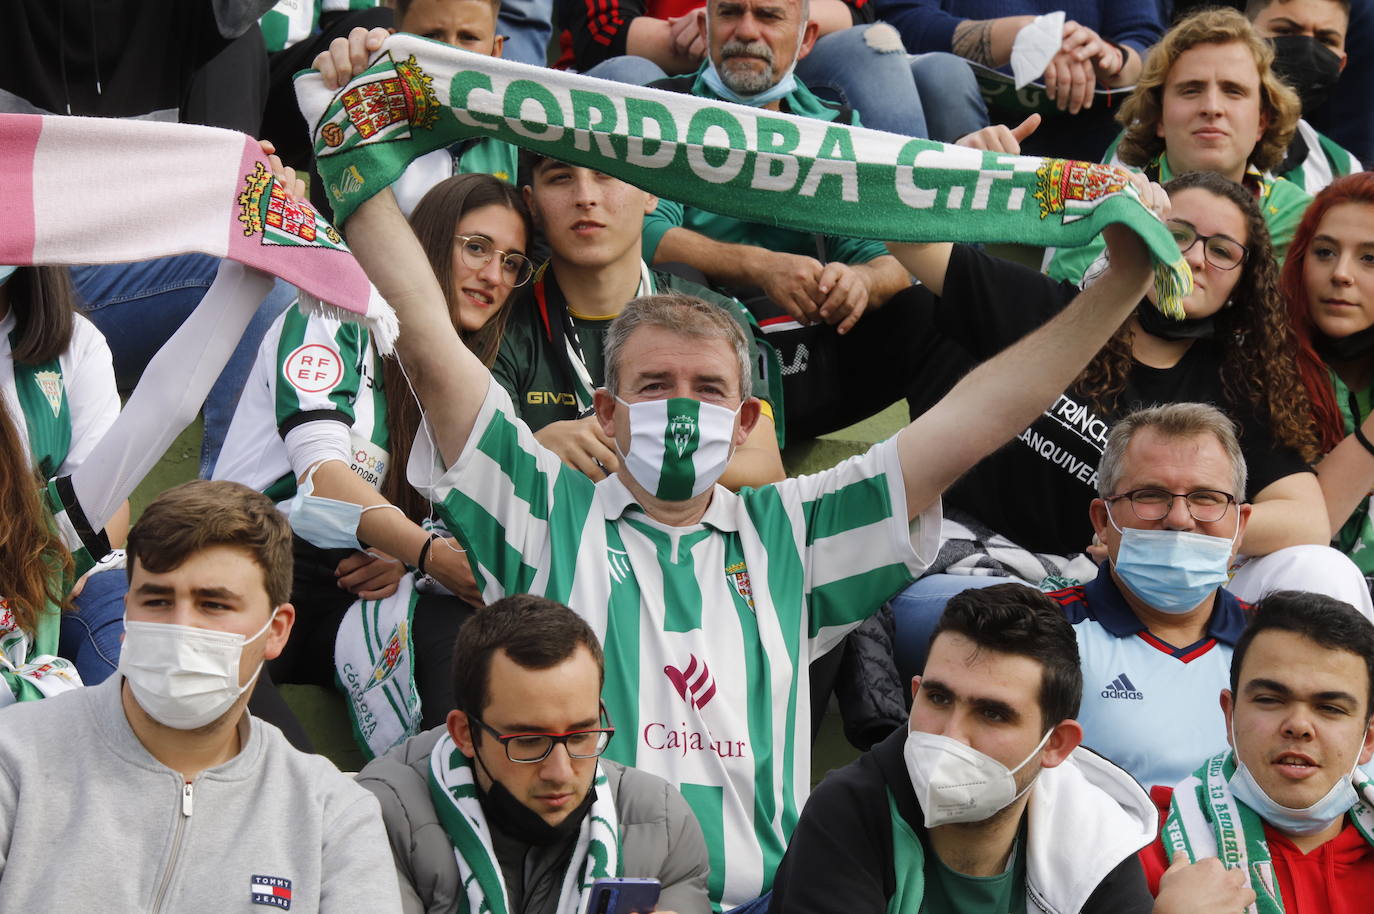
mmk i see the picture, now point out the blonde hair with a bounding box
[1116,7,1300,174]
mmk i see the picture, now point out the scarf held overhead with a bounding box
[295,33,1191,316]
[0,114,395,347]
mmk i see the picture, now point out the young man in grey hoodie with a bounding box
[0,479,402,913]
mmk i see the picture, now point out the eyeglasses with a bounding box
[469,706,615,763]
[1105,488,1238,523]
[454,234,534,288]
[1167,220,1248,271]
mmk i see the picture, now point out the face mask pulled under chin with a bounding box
[615,395,739,501]
[118,609,277,730]
[472,743,596,845]
[1227,719,1363,835]
[904,727,1053,828]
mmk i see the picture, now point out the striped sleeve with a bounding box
[785,437,940,635]
[273,311,368,437]
[406,378,598,601]
[45,476,108,579]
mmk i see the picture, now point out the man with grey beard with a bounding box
[644,0,930,441]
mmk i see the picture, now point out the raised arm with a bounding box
[344,188,489,468]
[896,218,1159,521]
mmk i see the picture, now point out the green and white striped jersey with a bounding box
[410,379,939,909]
[1283,119,1362,194]
[215,306,389,504]
[260,0,382,53]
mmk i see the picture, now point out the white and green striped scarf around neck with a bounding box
[427,732,621,914]
[1162,751,1374,914]
[293,34,1192,318]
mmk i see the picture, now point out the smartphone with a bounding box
[587,877,662,914]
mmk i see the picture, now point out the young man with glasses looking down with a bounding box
[356,594,711,914]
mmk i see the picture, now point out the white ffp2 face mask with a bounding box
[119,609,278,730]
[904,727,1054,828]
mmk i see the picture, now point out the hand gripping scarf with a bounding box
[427,732,621,914]
[294,33,1192,317]
[0,114,396,348]
[1162,751,1374,914]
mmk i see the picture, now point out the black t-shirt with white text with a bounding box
[913,245,1309,555]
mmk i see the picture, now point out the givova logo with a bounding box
[1101,673,1144,701]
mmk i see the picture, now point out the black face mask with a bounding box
[473,746,596,847]
[1269,35,1343,114]
[1315,322,1374,362]
[1136,300,1218,341]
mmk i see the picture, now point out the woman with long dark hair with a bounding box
[1284,172,1374,581]
[887,170,1347,680]
[215,173,533,744]
[0,265,125,689]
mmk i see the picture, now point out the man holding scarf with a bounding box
[1141,590,1374,912]
[357,595,710,913]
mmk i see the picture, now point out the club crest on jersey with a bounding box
[250,874,293,909]
[668,415,697,458]
[1034,159,1129,223]
[0,599,14,633]
[664,654,717,709]
[366,620,409,692]
[608,547,631,583]
[725,561,754,609]
[33,371,63,418]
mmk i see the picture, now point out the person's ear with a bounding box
[734,397,761,446]
[492,34,504,58]
[1089,498,1111,541]
[1360,714,1374,766]
[1038,719,1084,769]
[522,183,539,223]
[263,603,295,661]
[796,18,820,61]
[642,191,659,215]
[449,709,477,756]
[593,387,618,440]
[1220,689,1236,748]
[1232,502,1252,556]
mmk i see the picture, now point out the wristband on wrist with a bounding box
[416,533,441,576]
[1108,41,1129,78]
[1354,424,1374,459]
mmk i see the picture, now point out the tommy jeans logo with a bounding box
[250,875,293,909]
[1101,673,1144,701]
[664,655,717,709]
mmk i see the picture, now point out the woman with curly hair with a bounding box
[885,170,1345,680]
[1283,172,1374,580]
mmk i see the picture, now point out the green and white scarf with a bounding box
[427,733,622,914]
[1162,751,1374,914]
[335,572,422,760]
[293,34,1191,317]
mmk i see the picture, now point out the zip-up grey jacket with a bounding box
[0,675,402,913]
[357,726,712,914]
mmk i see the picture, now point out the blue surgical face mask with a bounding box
[0,265,17,286]
[286,462,400,552]
[1228,718,1361,835]
[1107,511,1236,614]
[700,16,806,108]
